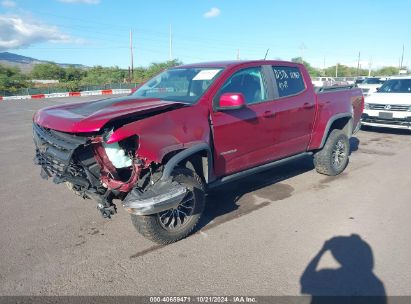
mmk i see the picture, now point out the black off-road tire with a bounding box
[314,129,350,176]
[130,168,205,244]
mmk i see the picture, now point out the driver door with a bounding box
[210,65,276,177]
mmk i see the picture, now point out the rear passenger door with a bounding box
[265,65,317,159]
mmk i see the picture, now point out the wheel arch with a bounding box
[319,113,353,149]
[160,143,214,184]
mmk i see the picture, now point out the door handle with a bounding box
[263,110,275,118]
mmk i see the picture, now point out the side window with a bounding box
[217,67,267,105]
[272,66,306,98]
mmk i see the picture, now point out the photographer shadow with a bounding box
[300,234,386,304]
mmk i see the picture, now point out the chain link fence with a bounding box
[1,82,139,97]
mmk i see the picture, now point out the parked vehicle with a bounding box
[362,76,411,130]
[357,77,385,96]
[355,77,365,85]
[335,77,356,85]
[32,60,363,244]
[312,77,336,87]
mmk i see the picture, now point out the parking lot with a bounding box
[0,95,410,297]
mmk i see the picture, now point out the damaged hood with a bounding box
[34,96,186,133]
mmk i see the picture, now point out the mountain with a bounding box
[0,52,87,73]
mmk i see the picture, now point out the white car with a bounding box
[362,76,411,130]
[357,77,385,96]
[312,77,335,87]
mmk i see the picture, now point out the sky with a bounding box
[0,0,410,69]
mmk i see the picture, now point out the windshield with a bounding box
[363,78,383,84]
[132,67,223,104]
[378,79,411,93]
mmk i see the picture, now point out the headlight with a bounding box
[364,103,370,110]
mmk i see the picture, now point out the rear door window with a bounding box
[272,66,306,98]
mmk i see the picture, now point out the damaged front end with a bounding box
[32,123,185,219]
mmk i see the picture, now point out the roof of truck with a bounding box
[177,60,300,68]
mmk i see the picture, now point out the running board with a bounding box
[207,152,312,189]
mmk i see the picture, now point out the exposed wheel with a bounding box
[130,168,205,244]
[314,129,350,176]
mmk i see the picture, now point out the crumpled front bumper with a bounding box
[122,181,187,215]
[32,123,88,185]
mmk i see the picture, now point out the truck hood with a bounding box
[366,92,411,105]
[33,96,187,133]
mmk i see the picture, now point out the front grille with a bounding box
[35,148,67,176]
[33,123,88,182]
[368,104,410,111]
[361,88,370,93]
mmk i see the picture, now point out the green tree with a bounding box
[291,57,321,77]
[80,66,127,85]
[64,66,85,81]
[375,66,399,76]
[324,64,368,77]
[0,64,29,94]
[30,63,66,80]
[132,59,183,82]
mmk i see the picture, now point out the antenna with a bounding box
[264,48,270,60]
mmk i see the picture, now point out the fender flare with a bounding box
[319,112,352,148]
[160,143,214,182]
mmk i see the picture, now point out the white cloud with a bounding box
[0,15,82,51]
[1,0,16,8]
[58,0,100,4]
[203,7,221,18]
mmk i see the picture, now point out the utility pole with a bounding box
[237,48,240,60]
[323,56,326,76]
[400,44,405,69]
[299,43,306,63]
[130,29,134,81]
[356,51,361,76]
[169,24,173,61]
[368,58,372,77]
[335,63,338,77]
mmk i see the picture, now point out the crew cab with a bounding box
[362,76,411,130]
[32,60,363,244]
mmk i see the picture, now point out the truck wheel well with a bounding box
[161,148,211,184]
[327,116,352,140]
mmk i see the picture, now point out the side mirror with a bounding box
[218,93,246,111]
[376,87,380,92]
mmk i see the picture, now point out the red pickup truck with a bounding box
[33,60,363,244]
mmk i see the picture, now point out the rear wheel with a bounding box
[130,168,205,244]
[314,129,350,176]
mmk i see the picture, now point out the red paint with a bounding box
[69,92,81,96]
[102,89,112,95]
[34,97,185,133]
[0,96,3,101]
[218,93,246,109]
[92,142,142,192]
[31,94,45,99]
[33,60,363,179]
